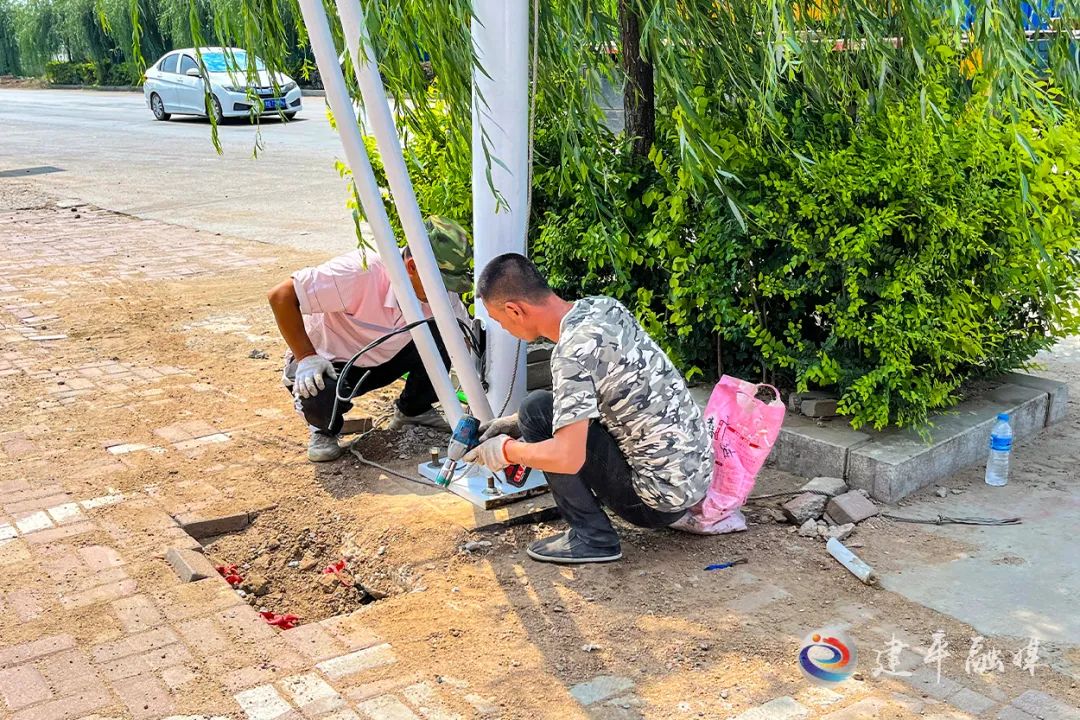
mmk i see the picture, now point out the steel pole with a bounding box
[295,0,464,427]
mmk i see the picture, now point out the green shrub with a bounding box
[44,60,92,84]
[366,87,1080,431]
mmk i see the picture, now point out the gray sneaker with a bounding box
[308,431,344,462]
[389,407,450,431]
[526,530,622,565]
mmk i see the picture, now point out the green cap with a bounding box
[425,215,473,294]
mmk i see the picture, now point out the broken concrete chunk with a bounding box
[826,491,879,525]
[241,572,270,597]
[798,519,819,537]
[166,547,217,582]
[800,477,848,498]
[782,492,828,524]
[826,523,856,541]
[935,487,948,498]
[801,398,839,418]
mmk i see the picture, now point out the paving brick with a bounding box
[400,682,463,720]
[234,684,295,720]
[160,663,199,691]
[826,491,880,525]
[281,622,347,661]
[101,642,193,681]
[316,644,397,679]
[91,628,179,664]
[0,523,15,541]
[0,634,76,668]
[78,545,124,571]
[781,493,827,523]
[9,685,112,720]
[0,665,53,710]
[47,503,84,525]
[60,577,137,608]
[114,673,175,719]
[1009,690,1080,720]
[6,493,73,515]
[731,696,810,720]
[901,666,965,701]
[800,477,848,498]
[949,687,998,716]
[111,595,164,633]
[318,615,382,651]
[6,590,42,621]
[278,672,345,715]
[569,676,635,706]
[14,510,54,534]
[356,695,422,720]
[177,616,234,659]
[218,604,278,643]
[175,512,249,539]
[997,708,1037,720]
[37,649,100,697]
[25,521,96,545]
[166,548,218,582]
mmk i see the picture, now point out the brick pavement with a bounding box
[0,200,498,719]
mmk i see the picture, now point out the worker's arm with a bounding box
[504,419,589,475]
[267,278,317,361]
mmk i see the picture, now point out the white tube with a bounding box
[826,538,878,585]
[472,0,530,415]
[295,0,464,428]
[337,0,493,423]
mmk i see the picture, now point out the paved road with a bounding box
[0,88,357,253]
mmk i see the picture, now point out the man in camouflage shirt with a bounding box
[464,253,713,564]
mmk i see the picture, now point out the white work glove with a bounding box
[478,413,521,442]
[293,355,338,399]
[463,435,513,472]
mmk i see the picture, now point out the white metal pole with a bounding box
[472,0,530,416]
[295,0,464,428]
[338,0,494,423]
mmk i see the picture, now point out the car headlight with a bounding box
[282,81,297,93]
[224,85,245,93]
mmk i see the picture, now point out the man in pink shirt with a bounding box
[268,217,473,462]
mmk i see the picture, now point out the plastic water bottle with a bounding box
[984,413,1012,487]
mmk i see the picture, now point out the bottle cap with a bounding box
[997,413,1009,421]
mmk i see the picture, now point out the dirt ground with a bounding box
[1,180,1077,719]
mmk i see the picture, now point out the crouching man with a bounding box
[268,217,472,462]
[464,253,713,564]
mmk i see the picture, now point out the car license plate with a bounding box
[263,99,286,110]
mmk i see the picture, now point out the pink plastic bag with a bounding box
[672,376,785,534]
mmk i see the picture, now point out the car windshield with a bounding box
[200,51,266,73]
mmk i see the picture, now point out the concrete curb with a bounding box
[767,373,1069,502]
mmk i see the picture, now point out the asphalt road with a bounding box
[0,88,357,254]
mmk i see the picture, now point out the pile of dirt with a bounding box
[204,505,438,624]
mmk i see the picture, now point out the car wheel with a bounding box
[150,93,170,121]
[211,96,224,124]
[283,112,297,121]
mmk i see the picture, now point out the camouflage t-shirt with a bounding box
[550,296,713,512]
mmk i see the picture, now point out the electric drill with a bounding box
[435,414,531,488]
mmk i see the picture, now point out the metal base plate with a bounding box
[416,460,549,510]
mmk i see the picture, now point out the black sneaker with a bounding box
[526,530,622,565]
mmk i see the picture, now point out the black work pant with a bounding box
[517,390,685,548]
[284,330,450,436]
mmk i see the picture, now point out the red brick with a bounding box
[217,604,277,643]
[113,673,174,719]
[77,545,124,572]
[111,595,163,633]
[0,665,52,710]
[176,617,233,660]
[60,578,137,609]
[6,590,42,621]
[91,628,178,664]
[37,649,99,697]
[0,635,76,668]
[281,622,347,661]
[3,493,72,515]
[25,522,95,545]
[10,685,112,720]
[0,484,64,505]
[101,642,192,681]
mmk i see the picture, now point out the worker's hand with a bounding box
[463,435,512,472]
[478,413,521,442]
[293,355,338,399]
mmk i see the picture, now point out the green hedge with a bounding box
[45,59,137,86]
[366,85,1080,431]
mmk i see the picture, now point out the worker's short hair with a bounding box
[477,253,552,305]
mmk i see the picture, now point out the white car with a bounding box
[143,47,302,122]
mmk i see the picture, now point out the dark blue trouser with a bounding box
[517,390,685,548]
